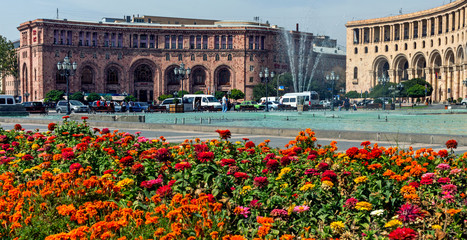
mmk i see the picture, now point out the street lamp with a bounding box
[397,83,403,108]
[23,92,30,102]
[378,75,390,110]
[174,63,191,95]
[326,71,339,111]
[57,56,77,115]
[259,67,275,112]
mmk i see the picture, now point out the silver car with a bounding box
[56,100,90,113]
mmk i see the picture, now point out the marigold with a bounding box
[355,201,372,211]
[299,183,315,191]
[354,176,368,184]
[330,221,345,233]
[385,219,402,228]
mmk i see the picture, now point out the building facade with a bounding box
[9,16,314,102]
[346,0,467,102]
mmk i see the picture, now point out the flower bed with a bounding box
[0,117,466,239]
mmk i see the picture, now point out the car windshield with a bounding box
[206,97,219,102]
[70,100,84,106]
[138,102,149,106]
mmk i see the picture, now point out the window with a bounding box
[249,77,253,82]
[214,36,219,49]
[86,32,91,46]
[105,33,110,47]
[171,35,176,49]
[105,53,110,59]
[353,67,358,79]
[404,43,408,50]
[255,36,259,49]
[165,35,170,49]
[364,47,368,53]
[215,54,220,61]
[203,54,207,61]
[149,35,155,48]
[166,53,170,61]
[221,35,226,49]
[260,36,265,50]
[203,35,208,49]
[79,32,83,46]
[385,45,388,52]
[139,34,147,48]
[191,54,195,61]
[422,41,425,48]
[92,32,97,46]
[228,35,233,49]
[190,35,195,49]
[54,30,58,44]
[67,31,72,45]
[395,44,398,51]
[178,54,183,61]
[250,65,254,71]
[249,36,254,49]
[81,67,93,84]
[106,67,119,84]
[178,35,183,49]
[196,35,201,49]
[227,54,232,61]
[375,46,378,53]
[118,33,123,47]
[354,48,358,54]
[250,55,254,61]
[413,42,416,49]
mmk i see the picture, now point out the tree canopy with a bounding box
[86,93,101,103]
[69,92,85,102]
[0,35,18,78]
[229,89,245,100]
[44,90,64,103]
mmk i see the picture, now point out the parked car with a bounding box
[90,101,121,112]
[234,101,265,111]
[357,99,373,106]
[319,100,331,108]
[56,100,90,113]
[461,98,467,105]
[22,101,47,114]
[259,101,281,110]
[159,98,183,110]
[127,102,149,112]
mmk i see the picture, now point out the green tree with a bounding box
[44,90,64,103]
[214,91,225,100]
[400,78,433,98]
[158,94,173,101]
[69,92,84,102]
[345,91,361,99]
[0,35,17,78]
[406,85,427,99]
[103,94,113,101]
[229,89,245,101]
[177,90,188,97]
[86,93,101,102]
[194,90,204,94]
[124,95,137,102]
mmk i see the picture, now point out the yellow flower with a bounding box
[15,153,25,158]
[116,178,134,188]
[354,176,368,184]
[276,167,292,180]
[235,141,242,144]
[53,168,62,173]
[31,144,40,150]
[299,183,315,191]
[355,201,372,211]
[280,183,289,190]
[432,225,442,230]
[330,221,345,233]
[321,180,334,190]
[385,219,402,228]
[22,169,33,174]
[287,204,296,215]
[32,166,41,171]
[240,186,252,195]
[101,174,113,180]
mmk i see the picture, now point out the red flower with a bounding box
[388,227,418,240]
[361,141,371,146]
[234,172,249,179]
[245,141,255,148]
[194,144,209,153]
[81,116,89,120]
[155,148,171,162]
[197,151,214,163]
[47,123,57,131]
[437,177,451,184]
[346,147,359,158]
[280,156,292,166]
[14,124,22,131]
[368,148,382,159]
[61,148,75,160]
[103,169,115,175]
[131,163,145,175]
[156,185,172,198]
[242,138,249,141]
[266,159,279,171]
[62,116,70,119]
[397,204,424,223]
[174,162,192,170]
[21,154,34,161]
[119,156,134,167]
[317,162,329,171]
[253,177,269,188]
[321,170,338,182]
[215,129,231,139]
[445,139,457,149]
[69,163,83,173]
[220,158,236,167]
[438,149,448,158]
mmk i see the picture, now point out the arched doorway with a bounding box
[444,49,455,101]
[191,66,207,93]
[373,56,390,87]
[412,53,427,79]
[104,65,122,94]
[133,64,154,102]
[393,54,409,83]
[429,51,442,102]
[215,66,232,92]
[165,65,180,95]
[80,66,96,93]
[455,46,464,99]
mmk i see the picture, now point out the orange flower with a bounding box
[446,209,462,216]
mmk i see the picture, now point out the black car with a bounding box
[22,101,47,114]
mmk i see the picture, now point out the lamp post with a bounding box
[378,75,389,110]
[397,83,403,108]
[326,71,339,111]
[259,67,275,112]
[174,63,191,95]
[57,56,77,115]
[23,92,30,102]
[389,85,395,108]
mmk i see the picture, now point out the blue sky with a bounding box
[0,0,449,47]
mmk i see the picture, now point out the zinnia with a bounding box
[253,177,269,188]
[388,227,418,240]
[215,129,231,139]
[293,205,310,213]
[445,139,457,149]
[397,204,424,223]
[197,151,214,163]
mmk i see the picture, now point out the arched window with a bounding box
[353,67,358,79]
[395,44,398,51]
[81,67,93,84]
[364,47,368,53]
[422,41,425,48]
[56,72,66,83]
[134,64,152,82]
[203,54,207,61]
[413,42,417,49]
[218,69,230,85]
[385,45,388,52]
[227,54,232,61]
[191,54,195,61]
[438,38,441,46]
[167,67,178,85]
[106,67,119,84]
[354,47,358,54]
[375,46,378,53]
[192,68,206,85]
[178,54,183,61]
[166,53,170,61]
[431,40,433,47]
[404,43,408,50]
[215,54,220,61]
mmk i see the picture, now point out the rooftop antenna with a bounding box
[56,8,59,19]
[399,8,403,15]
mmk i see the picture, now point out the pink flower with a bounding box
[441,184,457,193]
[235,206,250,218]
[397,204,424,223]
[436,163,450,170]
[293,205,310,213]
[253,177,269,188]
[69,163,83,173]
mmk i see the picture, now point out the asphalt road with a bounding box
[1,122,465,154]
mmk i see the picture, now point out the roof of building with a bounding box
[313,46,346,56]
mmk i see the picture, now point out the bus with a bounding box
[279,91,319,108]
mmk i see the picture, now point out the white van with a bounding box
[279,91,319,108]
[259,96,278,103]
[0,95,16,105]
[183,94,222,111]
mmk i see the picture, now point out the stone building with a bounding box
[9,15,318,102]
[346,0,467,102]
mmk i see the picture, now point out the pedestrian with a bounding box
[344,97,350,111]
[222,94,228,113]
[353,103,357,111]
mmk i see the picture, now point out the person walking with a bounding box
[222,94,228,113]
